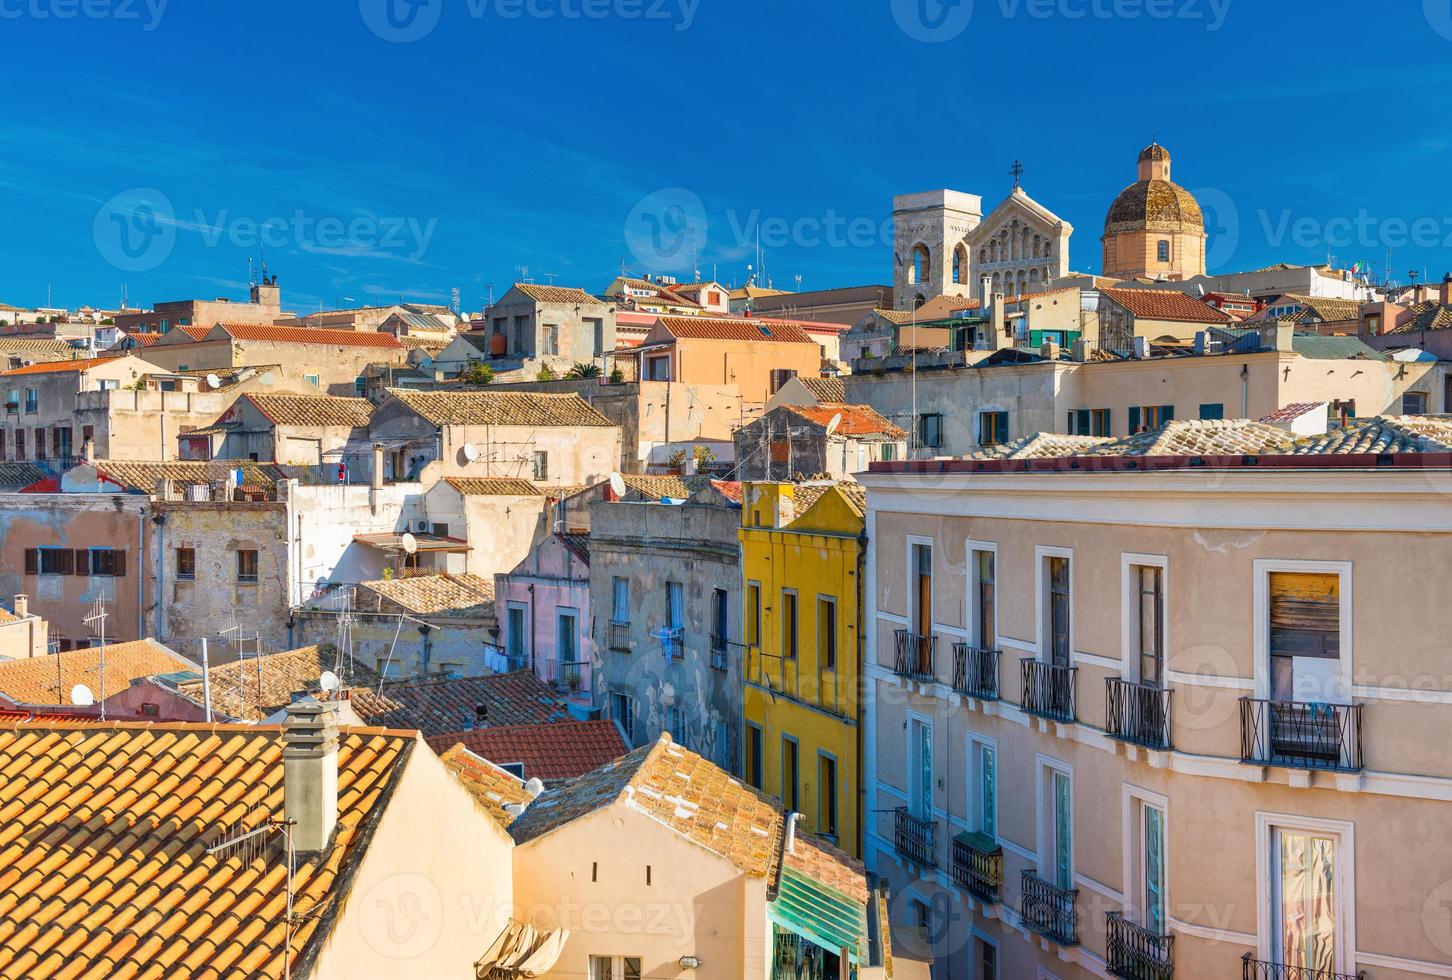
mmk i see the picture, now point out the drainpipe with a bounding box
[527,583,537,673]
[136,507,145,641]
[152,510,165,640]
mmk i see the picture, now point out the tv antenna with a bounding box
[206,802,300,980]
[81,599,109,720]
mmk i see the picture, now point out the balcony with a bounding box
[710,632,729,671]
[1106,678,1172,750]
[658,626,684,662]
[541,657,591,695]
[1240,698,1362,772]
[1019,870,1078,947]
[1241,955,1365,980]
[1020,659,1077,723]
[950,832,1002,904]
[608,620,631,652]
[951,643,999,700]
[891,807,936,868]
[893,630,937,682]
[1106,913,1173,980]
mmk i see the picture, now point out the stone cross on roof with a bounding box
[1009,159,1024,187]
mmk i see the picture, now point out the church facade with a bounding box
[892,169,1072,311]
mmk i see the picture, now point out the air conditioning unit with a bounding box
[415,519,430,533]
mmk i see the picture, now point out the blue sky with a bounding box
[2,0,1451,313]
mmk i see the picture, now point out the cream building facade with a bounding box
[860,418,1452,980]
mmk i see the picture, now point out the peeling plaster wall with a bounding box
[289,611,493,679]
[0,492,149,645]
[494,534,593,694]
[586,497,743,771]
[290,484,424,597]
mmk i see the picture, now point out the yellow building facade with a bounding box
[740,482,865,856]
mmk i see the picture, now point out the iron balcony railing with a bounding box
[607,620,631,652]
[893,630,936,682]
[541,658,590,694]
[1020,659,1077,723]
[950,833,1002,904]
[1106,678,1173,750]
[710,632,729,671]
[951,643,1000,700]
[892,807,936,868]
[1106,912,1174,980]
[1240,698,1362,772]
[1241,955,1365,980]
[1019,870,1078,947]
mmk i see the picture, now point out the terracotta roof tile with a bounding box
[0,356,124,377]
[656,316,814,344]
[426,720,627,783]
[437,744,533,829]
[174,647,379,722]
[800,377,845,403]
[0,640,196,706]
[353,574,494,617]
[443,477,549,496]
[783,403,907,439]
[354,671,571,736]
[1389,301,1452,334]
[512,284,604,305]
[0,720,411,979]
[0,462,47,490]
[82,459,331,492]
[212,323,404,349]
[243,394,373,428]
[1102,288,1231,324]
[385,389,614,427]
[1259,402,1327,424]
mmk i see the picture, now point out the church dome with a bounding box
[1104,179,1204,236]
[1138,142,1171,163]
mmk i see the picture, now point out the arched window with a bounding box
[979,248,988,267]
[952,244,968,284]
[1157,240,1171,263]
[910,244,931,284]
[914,293,927,310]
[991,273,1002,295]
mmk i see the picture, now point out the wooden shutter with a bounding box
[74,549,89,577]
[23,549,37,575]
[113,550,126,578]
[1269,572,1339,659]
[58,549,74,576]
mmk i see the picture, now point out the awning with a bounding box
[352,532,470,554]
[768,867,868,964]
[475,921,569,979]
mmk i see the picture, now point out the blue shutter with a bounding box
[1129,406,1142,433]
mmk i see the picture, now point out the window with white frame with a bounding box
[588,955,641,980]
[968,735,997,839]
[1124,786,1168,938]
[1256,813,1352,975]
[1038,758,1072,891]
[908,714,933,821]
[970,544,997,651]
[1255,561,1351,705]
[1122,555,1167,686]
[1039,549,1072,668]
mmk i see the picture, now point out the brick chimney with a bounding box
[1441,273,1452,306]
[283,701,340,854]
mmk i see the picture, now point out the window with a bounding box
[781,736,799,813]
[1268,571,1340,701]
[880,442,897,462]
[974,936,998,980]
[374,656,402,680]
[1403,390,1429,414]
[354,376,367,396]
[978,411,1008,447]
[541,323,559,355]
[746,582,761,646]
[1199,403,1225,420]
[918,413,943,450]
[1042,765,1073,891]
[909,896,933,949]
[1046,554,1071,667]
[87,548,126,578]
[33,429,45,460]
[556,610,578,665]
[587,318,604,353]
[769,368,797,394]
[817,597,836,670]
[1135,564,1164,686]
[1157,239,1170,263]
[973,549,996,650]
[908,715,932,821]
[665,704,687,743]
[952,244,967,284]
[666,580,684,632]
[532,451,548,481]
[4,388,17,413]
[29,547,72,576]
[910,244,931,285]
[506,604,527,663]
[818,753,838,839]
[1267,824,1343,972]
[611,576,629,623]
[14,429,23,460]
[782,590,798,660]
[53,427,71,460]
[236,549,259,583]
[589,955,643,980]
[0,431,6,461]
[711,588,729,656]
[745,722,764,789]
[431,522,449,537]
[23,388,37,414]
[611,692,635,745]
[304,374,320,387]
[1126,790,1168,937]
[911,542,932,638]
[970,738,997,837]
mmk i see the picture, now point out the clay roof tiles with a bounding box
[354,671,571,737]
[385,389,614,427]
[174,646,380,722]
[353,573,495,617]
[0,355,125,377]
[0,639,196,705]
[243,393,374,428]
[655,316,814,344]
[211,323,405,348]
[443,477,550,496]
[800,377,845,403]
[782,403,907,439]
[512,283,605,305]
[426,719,628,783]
[437,744,534,829]
[1101,288,1232,324]
[0,719,412,980]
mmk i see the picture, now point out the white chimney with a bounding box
[1133,336,1150,360]
[283,701,340,854]
[12,595,27,619]
[785,812,801,855]
[371,443,385,490]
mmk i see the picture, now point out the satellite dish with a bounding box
[461,443,479,463]
[318,670,341,693]
[400,532,418,555]
[524,777,545,799]
[205,373,222,389]
[70,684,95,706]
[824,412,843,437]
[1195,284,1206,297]
[608,472,627,497]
